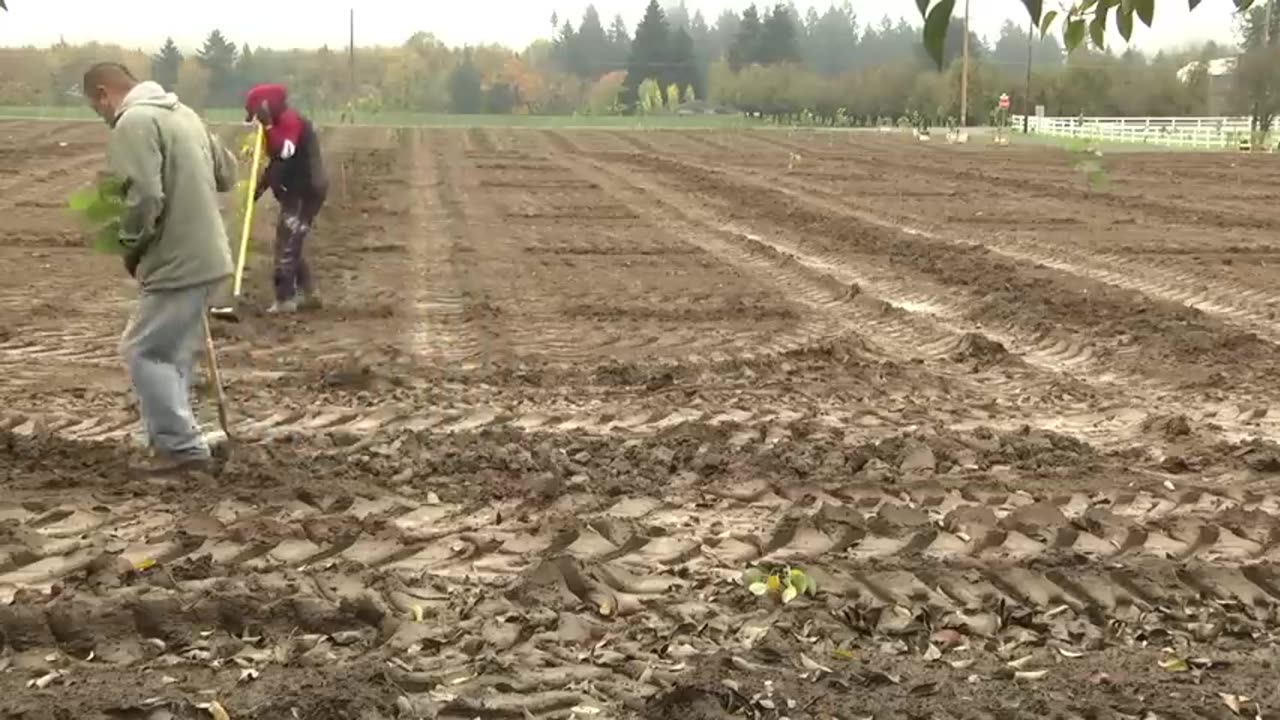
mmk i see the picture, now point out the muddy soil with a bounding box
[4,120,1280,719]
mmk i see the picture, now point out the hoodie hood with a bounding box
[115,81,180,122]
[245,84,288,123]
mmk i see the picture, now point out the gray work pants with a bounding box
[120,279,220,460]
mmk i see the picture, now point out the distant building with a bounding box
[1177,56,1237,115]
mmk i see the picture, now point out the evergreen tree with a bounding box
[760,3,800,65]
[688,10,713,94]
[552,20,579,75]
[710,9,741,65]
[668,27,699,100]
[449,51,483,114]
[576,5,612,76]
[236,43,256,96]
[992,20,1063,69]
[150,37,183,91]
[804,3,859,77]
[1239,4,1280,50]
[729,5,764,71]
[1234,4,1280,136]
[665,1,690,31]
[197,30,239,107]
[624,0,671,109]
[608,14,631,69]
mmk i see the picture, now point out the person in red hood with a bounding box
[244,83,328,313]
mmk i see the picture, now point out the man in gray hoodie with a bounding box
[83,62,237,474]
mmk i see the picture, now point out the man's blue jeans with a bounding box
[120,279,221,460]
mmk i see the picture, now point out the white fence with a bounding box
[1010,114,1276,150]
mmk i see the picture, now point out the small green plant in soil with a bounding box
[742,565,817,604]
[1065,138,1108,191]
[67,175,126,255]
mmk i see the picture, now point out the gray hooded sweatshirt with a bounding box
[108,81,237,291]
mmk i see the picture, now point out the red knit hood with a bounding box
[245,83,288,122]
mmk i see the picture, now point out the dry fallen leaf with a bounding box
[26,670,64,690]
[1014,670,1049,681]
[1006,654,1036,669]
[799,653,833,674]
[922,644,943,662]
[1057,647,1085,659]
[1159,657,1189,673]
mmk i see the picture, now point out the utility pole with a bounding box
[349,9,356,104]
[960,0,970,126]
[1267,0,1274,45]
[1024,17,1034,133]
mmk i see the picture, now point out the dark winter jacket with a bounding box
[244,84,328,217]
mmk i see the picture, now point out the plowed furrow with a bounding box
[989,243,1280,344]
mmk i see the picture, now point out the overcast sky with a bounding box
[0,1,1244,53]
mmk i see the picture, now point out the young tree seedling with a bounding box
[67,175,126,255]
[742,565,817,604]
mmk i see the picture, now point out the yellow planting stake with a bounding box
[232,121,266,298]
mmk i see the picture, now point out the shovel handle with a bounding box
[201,311,232,440]
[232,122,266,299]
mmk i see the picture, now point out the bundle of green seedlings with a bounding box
[67,175,127,255]
[68,129,261,256]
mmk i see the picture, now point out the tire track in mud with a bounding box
[6,445,1280,718]
[602,134,1280,387]
[751,138,1280,344]
[549,134,1203,451]
[542,132,934,366]
[583,133,1280,449]
[745,129,1280,234]
[566,134,1142,398]
[405,128,488,367]
[715,137,1280,345]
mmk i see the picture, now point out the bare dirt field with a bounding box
[4,120,1280,719]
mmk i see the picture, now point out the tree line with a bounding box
[0,0,1272,126]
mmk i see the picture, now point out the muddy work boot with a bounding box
[267,298,299,314]
[130,452,218,479]
[297,292,324,311]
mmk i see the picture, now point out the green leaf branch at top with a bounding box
[917,0,1260,68]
